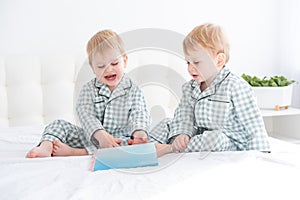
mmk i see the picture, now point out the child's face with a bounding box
[91,49,127,92]
[185,46,221,84]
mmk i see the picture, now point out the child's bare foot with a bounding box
[52,140,88,156]
[155,143,173,157]
[26,141,53,158]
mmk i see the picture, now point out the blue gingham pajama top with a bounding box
[76,75,150,147]
[150,67,271,152]
[41,75,150,154]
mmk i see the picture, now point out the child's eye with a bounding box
[193,61,200,65]
[97,65,105,69]
[111,62,118,66]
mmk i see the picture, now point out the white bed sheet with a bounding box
[0,126,300,200]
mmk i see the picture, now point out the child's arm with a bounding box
[128,86,151,140]
[76,81,106,145]
[231,81,271,151]
[167,82,196,148]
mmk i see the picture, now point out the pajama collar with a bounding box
[94,75,132,102]
[191,66,231,100]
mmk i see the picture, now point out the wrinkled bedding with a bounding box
[0,126,300,200]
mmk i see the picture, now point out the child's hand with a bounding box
[172,134,190,151]
[127,130,148,145]
[93,130,121,148]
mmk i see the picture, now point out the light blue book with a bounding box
[91,143,158,171]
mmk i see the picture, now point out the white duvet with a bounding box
[0,126,300,200]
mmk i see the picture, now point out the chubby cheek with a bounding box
[93,71,105,82]
[187,65,201,81]
[97,76,105,83]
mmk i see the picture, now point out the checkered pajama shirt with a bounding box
[150,67,271,152]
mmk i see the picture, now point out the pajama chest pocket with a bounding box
[207,95,230,128]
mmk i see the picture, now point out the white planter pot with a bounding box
[252,85,293,110]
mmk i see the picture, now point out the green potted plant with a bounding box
[242,74,295,110]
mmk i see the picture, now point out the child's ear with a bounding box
[123,55,128,68]
[216,53,226,68]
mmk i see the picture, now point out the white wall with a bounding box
[277,0,300,107]
[0,0,299,107]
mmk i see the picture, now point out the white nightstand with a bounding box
[261,107,300,144]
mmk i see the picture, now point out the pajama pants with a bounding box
[41,119,134,155]
[149,118,237,152]
[40,119,96,154]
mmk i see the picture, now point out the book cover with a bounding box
[91,143,158,171]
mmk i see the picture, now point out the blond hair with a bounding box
[86,30,125,66]
[183,23,230,63]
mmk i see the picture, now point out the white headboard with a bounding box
[0,51,189,127]
[0,55,84,127]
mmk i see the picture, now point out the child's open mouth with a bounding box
[105,74,117,81]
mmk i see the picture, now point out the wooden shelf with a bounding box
[260,107,300,117]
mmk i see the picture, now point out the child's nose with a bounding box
[105,64,114,71]
[188,64,196,71]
